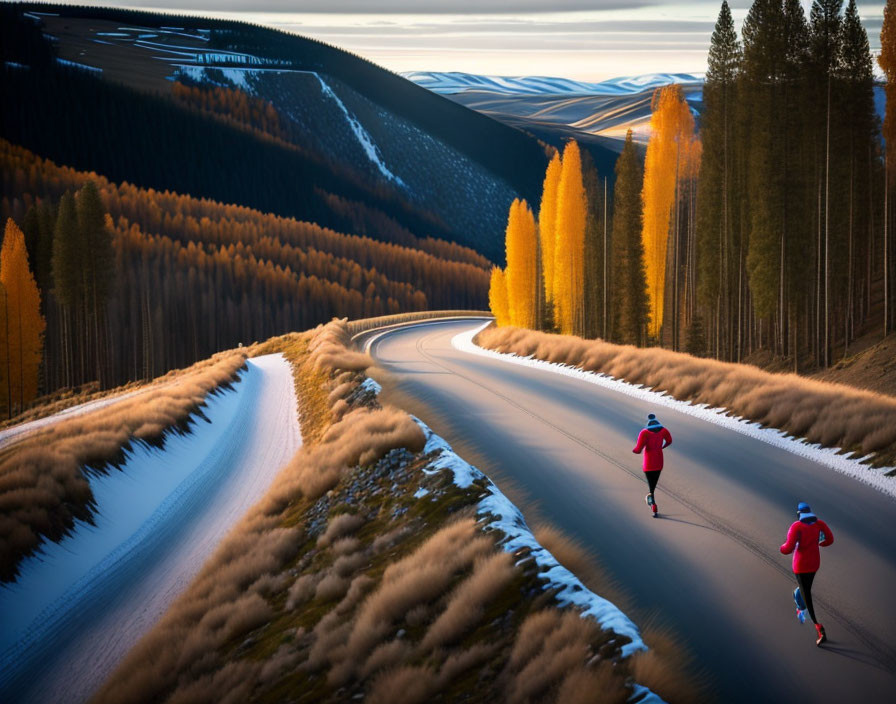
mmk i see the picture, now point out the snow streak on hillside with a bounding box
[314,74,407,188]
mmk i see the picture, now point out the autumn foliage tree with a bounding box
[553,140,587,336]
[641,85,700,342]
[538,152,562,315]
[488,266,510,327]
[1,139,489,394]
[504,199,538,329]
[1,219,45,415]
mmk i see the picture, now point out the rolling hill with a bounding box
[2,4,551,262]
[404,70,705,152]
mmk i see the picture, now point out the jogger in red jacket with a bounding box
[780,502,834,646]
[632,413,672,517]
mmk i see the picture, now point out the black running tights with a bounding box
[796,571,818,624]
[644,471,661,495]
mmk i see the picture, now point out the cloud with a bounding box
[92,0,656,13]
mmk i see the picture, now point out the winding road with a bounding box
[0,354,301,704]
[362,319,896,703]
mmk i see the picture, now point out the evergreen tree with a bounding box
[1,219,45,413]
[52,191,81,387]
[774,0,814,367]
[809,0,844,365]
[488,266,511,327]
[611,131,649,345]
[52,191,81,310]
[554,140,587,336]
[838,0,878,351]
[696,0,741,359]
[504,198,537,329]
[581,149,607,339]
[882,0,896,334]
[76,180,114,384]
[742,0,787,324]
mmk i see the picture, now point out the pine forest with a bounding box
[491,0,892,375]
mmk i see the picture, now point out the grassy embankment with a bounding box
[92,318,694,704]
[0,350,247,582]
[476,325,896,471]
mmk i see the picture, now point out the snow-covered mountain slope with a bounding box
[402,70,703,97]
[404,70,703,148]
[406,70,885,152]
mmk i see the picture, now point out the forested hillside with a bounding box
[0,140,489,413]
[1,3,549,262]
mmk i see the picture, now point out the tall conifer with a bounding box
[839,0,877,350]
[611,131,649,345]
[696,1,741,358]
[881,0,896,334]
[742,0,786,323]
[581,149,606,339]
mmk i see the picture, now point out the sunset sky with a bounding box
[71,1,883,80]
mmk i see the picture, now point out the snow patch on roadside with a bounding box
[359,377,382,395]
[453,323,896,501]
[0,367,255,655]
[415,419,650,664]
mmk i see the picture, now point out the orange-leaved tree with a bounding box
[538,151,562,315]
[488,266,511,327]
[505,198,538,329]
[1,218,45,415]
[641,85,698,340]
[553,140,586,336]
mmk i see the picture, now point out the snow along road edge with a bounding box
[0,353,302,703]
[415,417,663,704]
[452,322,896,501]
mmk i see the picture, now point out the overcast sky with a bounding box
[69,1,884,80]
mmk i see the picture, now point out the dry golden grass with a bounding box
[479,325,896,466]
[0,349,247,582]
[420,551,516,650]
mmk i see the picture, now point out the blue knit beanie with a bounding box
[797,501,811,514]
[646,413,663,429]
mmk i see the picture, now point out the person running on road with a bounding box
[780,502,834,646]
[632,413,672,517]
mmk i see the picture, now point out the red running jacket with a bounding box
[632,427,673,471]
[780,515,834,573]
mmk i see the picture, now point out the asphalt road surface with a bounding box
[363,319,896,703]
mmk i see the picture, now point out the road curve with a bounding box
[0,354,301,703]
[364,320,896,704]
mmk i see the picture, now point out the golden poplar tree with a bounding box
[505,198,537,329]
[488,266,511,327]
[641,85,696,339]
[1,219,45,412]
[538,152,562,311]
[553,140,587,336]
